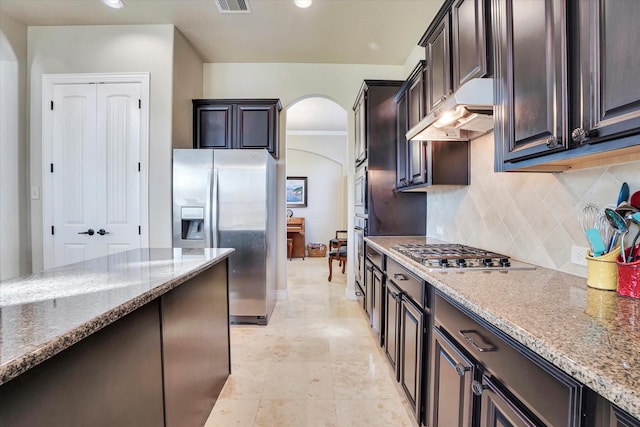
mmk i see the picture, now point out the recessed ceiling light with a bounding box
[102,0,125,9]
[294,0,312,8]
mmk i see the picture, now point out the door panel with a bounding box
[96,83,141,256]
[52,84,98,267]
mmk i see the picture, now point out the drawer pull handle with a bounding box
[454,363,469,376]
[393,273,408,281]
[459,330,497,352]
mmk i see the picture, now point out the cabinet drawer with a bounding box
[387,258,425,309]
[365,245,384,271]
[434,293,581,427]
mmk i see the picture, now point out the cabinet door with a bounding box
[426,15,451,113]
[396,91,410,188]
[430,327,475,427]
[574,1,640,146]
[372,267,384,344]
[478,375,539,427]
[364,260,374,320]
[408,70,425,129]
[409,140,426,185]
[354,91,367,166]
[384,282,402,379]
[194,103,233,149]
[236,104,278,157]
[493,0,568,165]
[399,296,425,422]
[451,0,488,90]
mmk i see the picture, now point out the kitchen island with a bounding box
[0,247,234,427]
[365,236,640,425]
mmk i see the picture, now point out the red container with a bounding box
[617,245,640,299]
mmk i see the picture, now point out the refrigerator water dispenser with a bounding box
[181,207,205,240]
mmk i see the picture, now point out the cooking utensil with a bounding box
[595,210,612,250]
[615,202,639,217]
[627,212,640,262]
[630,191,640,209]
[579,204,601,255]
[585,228,607,257]
[605,208,629,262]
[617,182,630,206]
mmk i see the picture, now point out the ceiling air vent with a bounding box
[216,0,251,13]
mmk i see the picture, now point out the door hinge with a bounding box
[138,162,141,172]
[138,226,141,235]
[51,226,55,235]
[50,101,54,110]
[50,163,54,173]
[138,99,141,109]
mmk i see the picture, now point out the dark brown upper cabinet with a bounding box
[574,1,640,146]
[494,1,640,172]
[354,91,367,167]
[424,15,452,114]
[395,62,426,188]
[492,0,569,167]
[451,0,489,90]
[193,99,281,158]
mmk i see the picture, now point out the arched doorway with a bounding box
[285,96,348,264]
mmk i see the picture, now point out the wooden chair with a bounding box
[328,230,348,281]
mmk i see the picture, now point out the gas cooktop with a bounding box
[391,243,536,272]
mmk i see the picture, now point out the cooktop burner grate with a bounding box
[391,243,535,272]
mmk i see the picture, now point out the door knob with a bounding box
[96,229,110,236]
[78,229,95,236]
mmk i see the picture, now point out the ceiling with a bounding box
[0,0,443,65]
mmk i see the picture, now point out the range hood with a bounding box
[407,78,494,141]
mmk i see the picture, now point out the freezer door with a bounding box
[172,149,214,248]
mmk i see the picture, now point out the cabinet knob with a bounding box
[471,380,486,396]
[546,136,560,149]
[454,363,469,377]
[571,127,587,144]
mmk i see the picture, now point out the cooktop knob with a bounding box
[500,258,511,267]
[455,258,467,267]
[483,258,494,267]
[439,259,450,267]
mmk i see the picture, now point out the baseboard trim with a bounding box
[345,288,357,300]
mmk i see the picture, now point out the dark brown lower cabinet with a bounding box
[479,375,539,427]
[430,327,475,427]
[384,281,401,379]
[399,295,425,422]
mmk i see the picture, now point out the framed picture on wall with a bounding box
[286,176,308,208]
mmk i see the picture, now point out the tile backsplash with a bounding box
[426,133,640,277]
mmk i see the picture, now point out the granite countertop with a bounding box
[0,247,234,386]
[365,236,640,420]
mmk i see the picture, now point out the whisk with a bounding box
[580,203,607,256]
[595,209,612,250]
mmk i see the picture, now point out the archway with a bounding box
[285,96,348,265]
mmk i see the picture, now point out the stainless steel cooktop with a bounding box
[391,243,536,272]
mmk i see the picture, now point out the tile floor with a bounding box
[204,257,417,427]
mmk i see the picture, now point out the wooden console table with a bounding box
[286,217,305,259]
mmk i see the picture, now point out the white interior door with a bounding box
[48,81,141,268]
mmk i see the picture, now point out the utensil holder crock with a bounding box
[586,247,620,291]
[616,245,640,299]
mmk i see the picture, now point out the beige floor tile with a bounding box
[219,362,268,400]
[262,361,334,400]
[204,398,260,426]
[334,399,415,427]
[332,359,401,400]
[254,399,338,427]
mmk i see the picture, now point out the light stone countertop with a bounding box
[365,236,640,421]
[0,247,234,386]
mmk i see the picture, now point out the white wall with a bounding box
[0,12,30,280]
[172,28,203,149]
[203,63,404,295]
[287,134,348,249]
[27,25,175,272]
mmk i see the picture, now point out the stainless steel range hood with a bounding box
[407,78,494,141]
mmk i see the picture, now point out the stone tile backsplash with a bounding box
[426,133,640,277]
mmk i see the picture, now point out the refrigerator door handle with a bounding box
[210,167,219,248]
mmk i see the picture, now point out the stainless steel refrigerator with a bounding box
[172,149,277,325]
